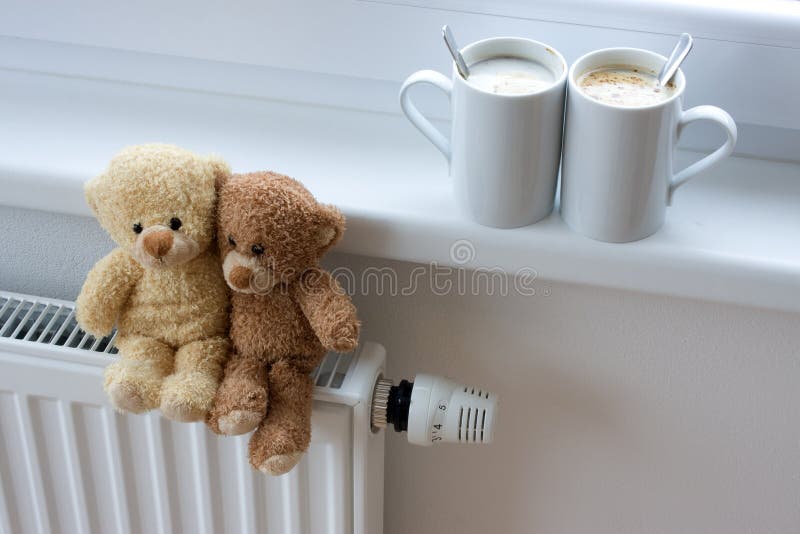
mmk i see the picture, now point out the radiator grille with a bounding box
[0,292,354,389]
[0,295,118,354]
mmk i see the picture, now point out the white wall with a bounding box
[2,206,798,533]
[346,256,800,534]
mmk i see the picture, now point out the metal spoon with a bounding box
[657,33,693,87]
[442,25,470,79]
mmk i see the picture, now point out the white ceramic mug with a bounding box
[400,37,568,228]
[561,47,738,243]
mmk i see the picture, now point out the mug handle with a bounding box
[669,105,738,204]
[399,70,453,161]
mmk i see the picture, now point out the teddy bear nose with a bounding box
[142,230,174,259]
[229,266,253,290]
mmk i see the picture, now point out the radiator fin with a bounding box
[0,390,354,534]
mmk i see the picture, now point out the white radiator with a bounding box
[0,291,385,534]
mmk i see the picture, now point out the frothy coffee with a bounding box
[467,56,555,95]
[578,66,676,107]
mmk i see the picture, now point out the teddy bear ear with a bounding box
[316,204,345,252]
[83,175,101,215]
[207,156,232,192]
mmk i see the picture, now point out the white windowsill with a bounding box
[1,69,798,313]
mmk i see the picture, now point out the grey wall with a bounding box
[0,206,113,300]
[2,206,798,533]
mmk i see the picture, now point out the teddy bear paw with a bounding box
[207,381,267,435]
[161,400,206,422]
[257,452,304,476]
[329,323,359,353]
[160,372,217,422]
[78,318,114,339]
[104,362,162,414]
[218,410,263,436]
[106,380,151,414]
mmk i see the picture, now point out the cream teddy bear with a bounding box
[76,144,230,421]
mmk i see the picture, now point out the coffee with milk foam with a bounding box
[467,56,555,95]
[578,66,676,107]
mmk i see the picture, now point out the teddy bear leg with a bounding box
[105,335,174,414]
[248,359,315,476]
[160,336,229,422]
[206,354,268,436]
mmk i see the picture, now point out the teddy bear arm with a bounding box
[76,248,143,336]
[294,270,360,353]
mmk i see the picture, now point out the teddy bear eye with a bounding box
[169,217,182,231]
[251,244,264,255]
[227,235,236,247]
[132,222,143,234]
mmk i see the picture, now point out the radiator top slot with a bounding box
[0,291,355,389]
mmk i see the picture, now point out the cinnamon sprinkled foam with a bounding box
[578,66,676,107]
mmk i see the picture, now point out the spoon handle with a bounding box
[657,33,693,87]
[442,25,470,79]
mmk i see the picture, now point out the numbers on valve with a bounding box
[431,399,448,443]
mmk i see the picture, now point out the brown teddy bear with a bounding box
[76,144,230,422]
[206,171,360,475]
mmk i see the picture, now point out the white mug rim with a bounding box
[454,36,569,99]
[568,47,686,111]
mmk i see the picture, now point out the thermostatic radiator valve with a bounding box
[371,373,497,445]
